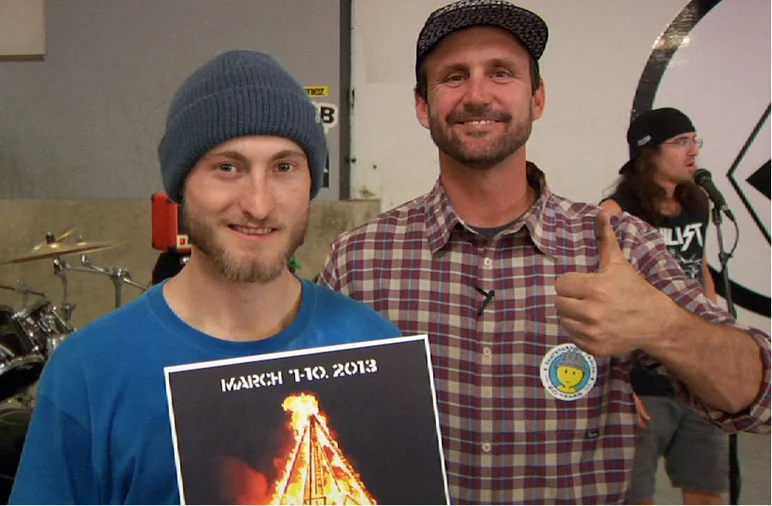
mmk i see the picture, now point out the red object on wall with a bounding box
[151,192,191,252]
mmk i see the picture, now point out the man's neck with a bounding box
[439,149,537,227]
[163,253,303,342]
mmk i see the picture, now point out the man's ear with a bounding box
[532,79,546,121]
[310,153,329,197]
[415,89,431,130]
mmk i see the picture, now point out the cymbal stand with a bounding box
[82,255,147,308]
[19,282,45,308]
[52,252,147,312]
[0,282,47,310]
[52,256,75,321]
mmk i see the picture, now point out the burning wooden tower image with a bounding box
[269,393,376,505]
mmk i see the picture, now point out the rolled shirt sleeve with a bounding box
[615,213,771,433]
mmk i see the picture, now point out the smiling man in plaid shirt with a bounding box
[318,0,771,503]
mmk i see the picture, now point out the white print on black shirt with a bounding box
[659,222,703,252]
[659,222,704,281]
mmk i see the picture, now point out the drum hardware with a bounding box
[53,254,146,311]
[1,231,145,314]
[1,231,143,413]
[13,300,74,359]
[32,228,75,252]
[0,230,146,409]
[0,283,46,310]
[0,231,85,408]
[3,390,35,409]
[51,260,75,322]
[0,306,46,403]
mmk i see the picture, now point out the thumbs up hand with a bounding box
[555,210,677,357]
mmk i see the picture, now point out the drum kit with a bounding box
[0,229,147,406]
[0,229,147,501]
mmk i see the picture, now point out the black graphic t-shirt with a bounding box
[606,191,709,396]
[657,211,708,285]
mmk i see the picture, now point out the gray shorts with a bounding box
[628,395,729,500]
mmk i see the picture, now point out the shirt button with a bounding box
[482,347,492,357]
[483,257,492,267]
[482,442,492,453]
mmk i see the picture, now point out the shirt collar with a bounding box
[422,163,565,259]
[424,178,461,253]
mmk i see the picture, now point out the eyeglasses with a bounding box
[663,137,703,149]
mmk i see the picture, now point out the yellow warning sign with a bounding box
[304,85,330,97]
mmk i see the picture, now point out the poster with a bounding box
[164,335,448,505]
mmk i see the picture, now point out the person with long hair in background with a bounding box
[601,107,727,505]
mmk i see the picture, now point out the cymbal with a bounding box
[53,227,76,245]
[31,228,76,253]
[1,240,118,264]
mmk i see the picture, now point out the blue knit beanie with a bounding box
[158,50,327,203]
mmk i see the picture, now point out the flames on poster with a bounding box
[267,393,376,505]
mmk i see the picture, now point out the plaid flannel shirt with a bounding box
[318,165,771,504]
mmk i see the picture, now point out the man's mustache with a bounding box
[446,107,512,124]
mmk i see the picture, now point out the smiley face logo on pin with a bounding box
[540,343,597,401]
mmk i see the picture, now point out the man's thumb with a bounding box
[596,210,624,269]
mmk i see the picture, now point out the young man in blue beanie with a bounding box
[9,50,400,505]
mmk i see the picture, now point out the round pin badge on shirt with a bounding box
[540,343,597,401]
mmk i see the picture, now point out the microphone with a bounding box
[693,169,735,221]
[473,286,496,317]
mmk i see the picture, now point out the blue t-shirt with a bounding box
[10,279,400,505]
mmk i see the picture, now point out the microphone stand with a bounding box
[710,205,740,505]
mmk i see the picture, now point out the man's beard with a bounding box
[428,103,534,170]
[182,202,308,284]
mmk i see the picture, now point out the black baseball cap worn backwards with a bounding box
[619,107,696,174]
